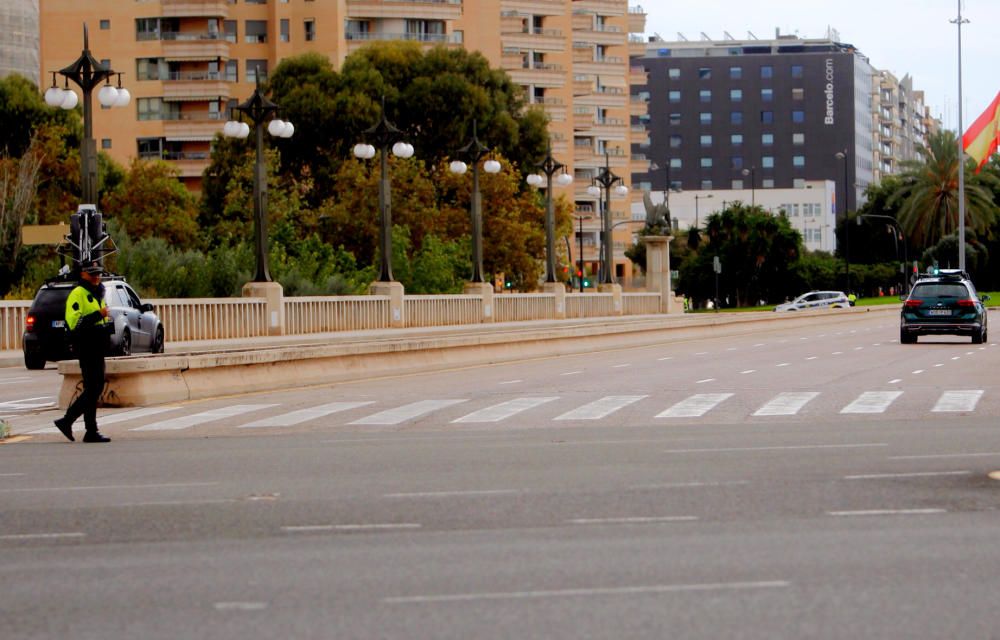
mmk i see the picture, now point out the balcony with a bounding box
[162,112,225,139]
[159,0,230,19]
[501,0,567,15]
[162,70,233,101]
[574,56,626,77]
[145,31,231,58]
[589,117,627,139]
[629,65,648,85]
[501,27,565,52]
[535,98,566,122]
[506,63,566,88]
[140,150,211,178]
[571,0,626,17]
[346,0,462,21]
[571,23,626,46]
[627,5,647,33]
[575,87,627,108]
[573,77,593,96]
[628,34,647,56]
[629,95,648,117]
[345,31,464,52]
[573,148,629,171]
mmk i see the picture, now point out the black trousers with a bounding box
[61,353,105,433]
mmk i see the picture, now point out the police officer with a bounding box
[53,261,112,443]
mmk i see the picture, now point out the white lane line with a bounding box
[828,509,946,517]
[695,378,715,384]
[384,490,520,498]
[805,356,818,360]
[0,532,85,541]
[753,392,819,417]
[912,369,924,375]
[214,602,268,611]
[664,443,888,454]
[932,390,983,413]
[0,396,52,407]
[933,363,944,368]
[853,347,864,351]
[133,404,278,431]
[383,581,791,604]
[569,516,698,525]
[554,395,647,421]
[656,393,732,418]
[0,473,26,477]
[775,363,790,368]
[281,524,421,532]
[240,401,375,428]
[695,352,709,356]
[844,471,972,480]
[657,357,673,361]
[631,481,749,489]
[753,343,765,347]
[840,391,903,414]
[0,481,219,493]
[612,364,631,369]
[889,452,1000,460]
[887,379,902,384]
[351,399,467,425]
[452,397,557,423]
[951,356,961,361]
[727,347,738,351]
[0,377,31,386]
[740,369,756,375]
[560,371,583,376]
[499,380,522,385]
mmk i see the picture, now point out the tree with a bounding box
[0,74,79,158]
[104,159,201,250]
[0,135,44,295]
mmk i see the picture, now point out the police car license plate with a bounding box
[927,309,951,316]
[51,320,65,328]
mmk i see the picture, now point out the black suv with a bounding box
[22,273,165,369]
[900,270,989,344]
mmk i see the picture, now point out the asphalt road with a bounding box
[3,312,1000,639]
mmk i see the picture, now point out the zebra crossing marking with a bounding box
[932,390,983,413]
[240,401,376,428]
[453,397,558,423]
[753,392,819,417]
[840,391,902,414]
[554,395,647,421]
[132,404,277,431]
[350,399,467,425]
[657,394,733,418]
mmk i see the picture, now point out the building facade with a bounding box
[38,0,649,283]
[1,0,39,84]
[871,70,932,182]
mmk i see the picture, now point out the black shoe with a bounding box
[54,418,74,442]
[82,432,111,443]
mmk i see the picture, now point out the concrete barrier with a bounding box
[57,307,898,408]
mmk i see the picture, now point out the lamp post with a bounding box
[353,98,414,282]
[223,73,294,283]
[858,214,908,294]
[526,144,573,283]
[572,214,592,292]
[952,0,969,272]
[694,193,713,229]
[586,152,628,285]
[835,150,850,292]
[44,23,131,206]
[450,121,502,284]
[741,166,756,207]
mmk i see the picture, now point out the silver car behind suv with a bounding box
[774,291,851,312]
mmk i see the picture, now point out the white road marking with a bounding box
[741,369,756,374]
[753,343,765,347]
[132,404,277,431]
[827,509,946,517]
[351,399,467,425]
[0,532,85,541]
[664,443,888,454]
[832,351,843,355]
[0,473,25,477]
[805,356,818,360]
[933,363,944,367]
[554,395,646,421]
[727,347,738,351]
[840,391,903,414]
[383,581,791,604]
[569,516,698,525]
[0,396,52,407]
[695,351,709,355]
[656,393,732,418]
[695,378,715,384]
[240,401,375,428]
[912,369,924,375]
[775,363,790,367]
[888,379,902,384]
[452,397,557,423]
[631,481,749,489]
[560,371,583,376]
[753,392,819,416]
[499,380,522,385]
[889,452,1000,460]
[384,490,520,498]
[657,357,673,361]
[281,524,421,532]
[932,390,983,413]
[853,347,864,351]
[0,377,31,386]
[612,364,631,369]
[844,471,972,480]
[951,356,961,361]
[99,406,183,425]
[0,482,218,493]
[213,602,268,611]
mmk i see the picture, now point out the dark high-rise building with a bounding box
[632,35,875,214]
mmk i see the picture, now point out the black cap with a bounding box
[81,261,103,274]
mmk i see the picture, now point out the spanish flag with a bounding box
[963,91,1000,173]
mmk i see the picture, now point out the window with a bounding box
[100,19,110,30]
[700,157,713,168]
[698,67,711,79]
[224,20,237,43]
[224,60,238,82]
[700,135,712,147]
[699,112,711,125]
[245,20,267,43]
[669,113,681,125]
[761,133,774,146]
[792,133,805,145]
[699,89,711,103]
[730,89,742,102]
[729,66,742,79]
[760,65,773,79]
[136,58,164,81]
[246,60,268,83]
[760,111,774,124]
[669,134,682,148]
[731,179,744,189]
[793,178,807,189]
[731,156,743,170]
[793,155,806,167]
[668,68,680,79]
[791,65,804,79]
[135,18,160,41]
[762,178,775,188]
[730,111,743,125]
[668,90,681,103]
[101,138,112,149]
[669,158,682,169]
[792,110,805,123]
[731,134,743,146]
[701,179,713,189]
[280,19,289,42]
[760,88,773,102]
[792,88,804,101]
[761,156,774,168]
[304,19,315,41]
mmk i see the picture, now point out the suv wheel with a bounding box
[900,330,916,344]
[24,354,45,370]
[972,328,984,344]
[119,329,131,356]
[152,327,164,354]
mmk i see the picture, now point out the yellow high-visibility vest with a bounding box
[65,285,109,331]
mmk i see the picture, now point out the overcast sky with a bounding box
[642,0,1000,132]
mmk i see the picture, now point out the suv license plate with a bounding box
[51,320,65,328]
[927,309,951,316]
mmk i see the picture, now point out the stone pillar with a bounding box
[370,281,405,328]
[464,281,494,323]
[541,282,566,319]
[242,281,285,335]
[598,282,623,315]
[642,235,674,314]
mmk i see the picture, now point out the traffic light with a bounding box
[505,278,512,289]
[582,277,590,288]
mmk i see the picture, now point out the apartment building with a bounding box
[1,0,39,84]
[39,0,649,283]
[871,70,931,182]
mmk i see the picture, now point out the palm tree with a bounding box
[890,130,999,250]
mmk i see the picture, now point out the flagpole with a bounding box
[952,0,968,273]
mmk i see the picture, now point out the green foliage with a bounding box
[408,234,471,294]
[104,159,201,250]
[0,74,79,158]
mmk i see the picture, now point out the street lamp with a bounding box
[741,166,756,207]
[223,72,294,283]
[689,193,713,249]
[353,98,414,283]
[648,160,681,211]
[586,152,628,285]
[571,214,592,292]
[835,150,850,292]
[450,121,502,284]
[526,143,573,283]
[44,23,131,206]
[857,214,908,294]
[952,0,969,272]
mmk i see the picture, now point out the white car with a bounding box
[774,291,851,312]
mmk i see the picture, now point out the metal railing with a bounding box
[151,298,268,341]
[495,294,557,323]
[623,293,660,315]
[565,293,615,318]
[0,301,30,353]
[285,296,390,334]
[405,295,482,327]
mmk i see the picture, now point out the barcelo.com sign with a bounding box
[824,59,835,125]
